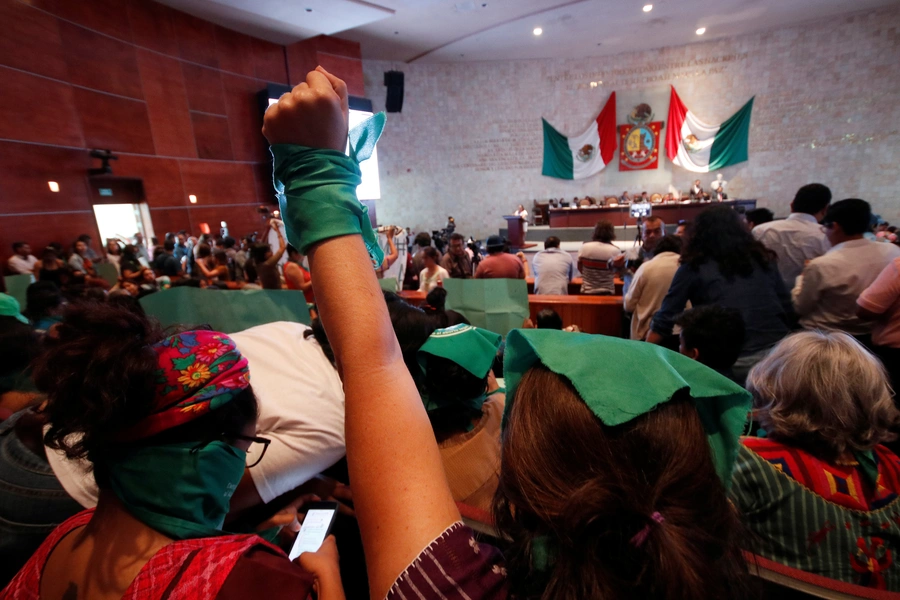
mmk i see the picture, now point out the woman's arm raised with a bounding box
[263,67,459,600]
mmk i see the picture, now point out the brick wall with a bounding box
[364,6,900,238]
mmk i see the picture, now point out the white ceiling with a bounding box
[160,0,900,63]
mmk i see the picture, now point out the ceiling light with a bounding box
[48,181,59,192]
[189,194,197,204]
[643,4,653,12]
[533,27,543,36]
[696,27,706,35]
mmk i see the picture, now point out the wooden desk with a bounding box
[399,290,623,336]
[526,277,623,296]
[548,200,756,228]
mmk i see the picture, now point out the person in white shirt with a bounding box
[709,173,727,193]
[7,242,38,275]
[514,204,529,233]
[793,198,900,335]
[532,236,575,295]
[418,246,450,292]
[752,183,832,290]
[578,220,623,295]
[43,320,347,511]
[624,235,683,340]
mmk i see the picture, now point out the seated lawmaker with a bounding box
[731,331,900,590]
[474,235,526,279]
[532,236,574,295]
[578,220,622,295]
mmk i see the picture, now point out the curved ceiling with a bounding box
[158,0,900,63]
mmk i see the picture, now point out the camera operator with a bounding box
[612,216,666,294]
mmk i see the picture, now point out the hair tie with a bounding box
[630,511,664,548]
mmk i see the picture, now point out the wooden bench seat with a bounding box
[399,290,623,336]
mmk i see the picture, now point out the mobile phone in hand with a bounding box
[288,501,339,561]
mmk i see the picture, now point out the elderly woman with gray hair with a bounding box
[730,330,900,591]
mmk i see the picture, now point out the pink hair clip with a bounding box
[630,511,664,548]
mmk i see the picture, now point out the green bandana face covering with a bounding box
[272,113,387,268]
[103,441,247,540]
[503,329,751,487]
[417,324,503,415]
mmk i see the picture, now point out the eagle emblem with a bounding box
[576,144,595,162]
[683,134,701,153]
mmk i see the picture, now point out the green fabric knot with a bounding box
[271,113,387,268]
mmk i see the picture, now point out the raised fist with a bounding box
[263,66,349,152]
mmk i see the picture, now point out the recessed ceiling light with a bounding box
[533,27,543,36]
[189,194,197,204]
[643,4,653,12]
[696,27,706,35]
[48,181,59,192]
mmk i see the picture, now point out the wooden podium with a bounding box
[503,215,535,250]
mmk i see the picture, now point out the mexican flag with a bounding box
[665,86,753,173]
[542,92,617,179]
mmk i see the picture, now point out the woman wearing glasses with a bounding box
[1,303,340,599]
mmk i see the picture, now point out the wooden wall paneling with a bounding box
[147,207,192,239]
[0,66,84,147]
[252,38,288,84]
[253,162,277,207]
[173,10,219,68]
[114,155,186,208]
[178,160,258,206]
[222,74,266,162]
[0,0,68,80]
[0,212,101,256]
[311,35,362,59]
[181,63,227,115]
[72,88,155,154]
[285,41,319,87]
[59,21,143,99]
[214,26,255,78]
[126,0,179,57]
[0,142,92,214]
[190,113,234,161]
[136,49,197,159]
[32,0,132,42]
[188,204,264,240]
[315,53,365,97]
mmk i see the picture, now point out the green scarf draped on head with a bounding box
[417,324,502,414]
[503,329,751,487]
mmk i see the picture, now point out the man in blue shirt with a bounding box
[532,236,574,295]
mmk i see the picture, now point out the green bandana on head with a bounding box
[417,324,502,414]
[503,329,751,487]
[273,113,387,268]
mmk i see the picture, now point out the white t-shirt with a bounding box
[45,322,346,508]
[753,213,831,290]
[8,254,38,274]
[419,266,450,292]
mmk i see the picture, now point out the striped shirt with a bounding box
[387,523,508,599]
[577,242,622,295]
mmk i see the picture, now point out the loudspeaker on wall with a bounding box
[384,70,404,113]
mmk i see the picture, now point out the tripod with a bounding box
[633,215,643,248]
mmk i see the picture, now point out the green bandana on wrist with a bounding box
[272,113,387,268]
[503,329,751,487]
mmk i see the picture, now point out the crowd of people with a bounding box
[2,67,900,599]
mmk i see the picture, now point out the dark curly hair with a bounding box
[34,303,257,468]
[681,205,775,279]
